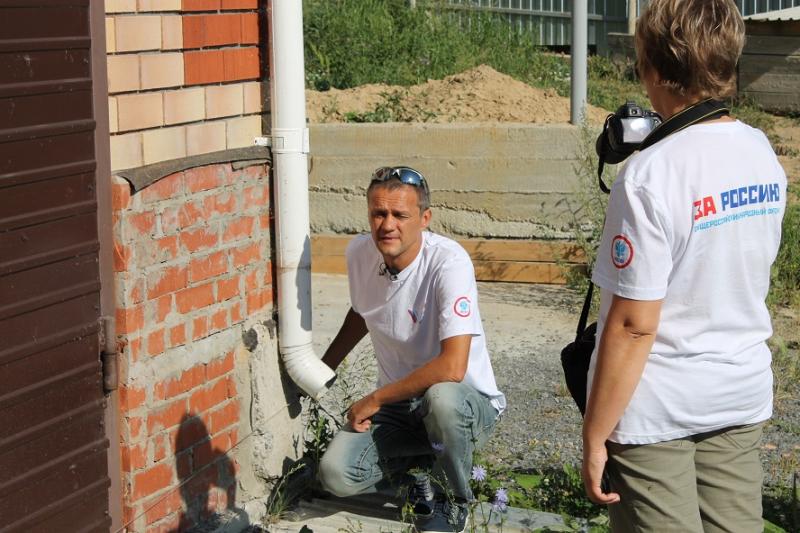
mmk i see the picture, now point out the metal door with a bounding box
[0,1,112,531]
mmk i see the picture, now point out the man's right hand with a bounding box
[347,393,381,432]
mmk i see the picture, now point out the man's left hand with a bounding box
[347,394,381,432]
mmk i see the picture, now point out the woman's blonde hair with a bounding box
[635,0,745,98]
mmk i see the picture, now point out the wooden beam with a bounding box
[311,235,586,263]
[310,234,588,284]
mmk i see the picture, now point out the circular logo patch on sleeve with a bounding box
[453,296,471,317]
[611,235,634,269]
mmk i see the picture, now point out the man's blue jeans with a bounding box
[318,382,499,501]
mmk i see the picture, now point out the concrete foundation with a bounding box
[309,123,593,239]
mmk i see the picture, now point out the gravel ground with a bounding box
[311,273,800,490]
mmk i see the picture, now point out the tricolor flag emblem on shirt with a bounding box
[611,234,633,269]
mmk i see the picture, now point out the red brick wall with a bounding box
[113,162,272,532]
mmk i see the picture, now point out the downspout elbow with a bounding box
[281,343,337,401]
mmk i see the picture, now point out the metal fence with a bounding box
[735,0,800,16]
[442,0,800,51]
[443,0,629,51]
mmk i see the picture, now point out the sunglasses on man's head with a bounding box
[370,166,429,195]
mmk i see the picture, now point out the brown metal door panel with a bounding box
[0,335,97,408]
[0,90,93,132]
[0,130,95,177]
[0,172,96,231]
[0,1,111,529]
[0,449,109,533]
[6,483,110,533]
[14,486,111,533]
[0,5,89,40]
[0,368,102,442]
[0,49,92,85]
[0,0,90,8]
[0,406,104,492]
[0,292,99,366]
[0,213,99,276]
[0,254,99,320]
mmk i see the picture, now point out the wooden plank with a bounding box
[460,239,585,263]
[311,254,585,284]
[473,260,584,284]
[312,255,348,275]
[311,241,588,284]
[311,235,587,263]
[743,35,800,56]
[311,235,351,256]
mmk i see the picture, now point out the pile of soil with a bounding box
[306,65,610,124]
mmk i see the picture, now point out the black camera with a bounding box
[596,101,662,164]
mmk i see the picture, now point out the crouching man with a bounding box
[318,166,506,533]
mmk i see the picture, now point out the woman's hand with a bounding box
[582,442,620,505]
[582,295,661,504]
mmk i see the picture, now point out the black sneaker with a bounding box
[415,499,468,533]
[407,473,435,517]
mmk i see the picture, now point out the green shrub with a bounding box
[769,197,800,310]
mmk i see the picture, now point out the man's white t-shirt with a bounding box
[346,232,506,413]
[589,120,787,445]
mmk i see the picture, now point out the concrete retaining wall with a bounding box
[308,123,589,240]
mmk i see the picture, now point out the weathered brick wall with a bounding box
[105,0,264,171]
[112,161,282,532]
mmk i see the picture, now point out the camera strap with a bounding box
[597,98,729,194]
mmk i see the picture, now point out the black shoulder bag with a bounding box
[560,98,729,416]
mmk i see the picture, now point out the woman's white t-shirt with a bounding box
[589,120,787,445]
[347,232,506,413]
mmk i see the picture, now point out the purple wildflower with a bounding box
[492,487,509,512]
[471,465,487,482]
[431,441,445,454]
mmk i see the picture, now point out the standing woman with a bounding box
[582,0,787,531]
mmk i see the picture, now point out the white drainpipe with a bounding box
[267,0,336,399]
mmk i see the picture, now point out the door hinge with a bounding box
[100,316,119,393]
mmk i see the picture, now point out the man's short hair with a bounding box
[367,177,431,213]
[635,0,744,98]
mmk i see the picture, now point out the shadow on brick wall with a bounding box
[171,413,243,532]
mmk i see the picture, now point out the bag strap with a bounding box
[575,281,594,342]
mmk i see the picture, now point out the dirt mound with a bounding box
[306,65,609,124]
